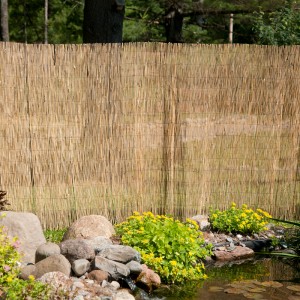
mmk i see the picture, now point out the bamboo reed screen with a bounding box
[0,42,299,229]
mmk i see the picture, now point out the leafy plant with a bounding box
[209,202,272,234]
[115,211,213,284]
[44,228,67,244]
[253,2,300,45]
[0,215,53,299]
[269,217,300,255]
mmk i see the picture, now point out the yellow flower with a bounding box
[6,276,13,283]
[28,275,35,281]
[170,260,177,266]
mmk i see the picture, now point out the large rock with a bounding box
[35,254,72,278]
[0,211,46,263]
[63,215,115,241]
[92,256,130,280]
[98,245,141,263]
[37,271,72,294]
[136,264,161,292]
[87,270,109,283]
[35,242,61,263]
[60,239,95,263]
[85,236,113,253]
[213,246,254,261]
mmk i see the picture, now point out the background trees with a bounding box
[1,0,300,44]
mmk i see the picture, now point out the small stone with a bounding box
[72,259,91,276]
[236,234,243,240]
[115,289,135,300]
[226,237,233,243]
[73,296,85,300]
[110,281,120,290]
[71,281,85,291]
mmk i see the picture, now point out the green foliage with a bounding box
[270,218,300,254]
[115,211,213,284]
[209,203,272,234]
[253,3,300,45]
[44,228,67,244]
[0,215,52,299]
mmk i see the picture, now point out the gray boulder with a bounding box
[63,215,115,240]
[85,236,113,253]
[19,264,37,280]
[190,215,210,231]
[35,254,71,278]
[98,245,141,263]
[0,211,46,263]
[71,259,91,276]
[60,239,95,263]
[126,260,143,274]
[35,242,61,263]
[92,256,130,279]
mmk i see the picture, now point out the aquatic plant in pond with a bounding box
[115,211,213,284]
[267,218,300,258]
[209,203,272,234]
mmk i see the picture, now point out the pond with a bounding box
[150,257,300,300]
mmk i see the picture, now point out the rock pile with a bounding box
[0,212,161,300]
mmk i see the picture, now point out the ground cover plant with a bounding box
[115,211,213,284]
[209,202,272,234]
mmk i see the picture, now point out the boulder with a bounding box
[60,239,95,263]
[34,254,71,278]
[0,211,46,263]
[98,245,141,263]
[19,264,37,280]
[92,256,130,280]
[136,264,161,292]
[85,236,113,253]
[35,242,61,263]
[213,246,254,261]
[72,259,91,276]
[87,270,109,283]
[126,260,143,275]
[63,215,115,240]
[37,271,72,294]
[191,215,210,231]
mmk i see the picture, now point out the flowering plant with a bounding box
[0,215,53,299]
[115,211,212,284]
[209,202,272,234]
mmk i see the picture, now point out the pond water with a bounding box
[150,257,300,300]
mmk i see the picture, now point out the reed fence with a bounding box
[0,42,299,229]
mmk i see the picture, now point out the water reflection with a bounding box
[152,257,300,300]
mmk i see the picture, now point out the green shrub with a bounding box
[115,211,212,284]
[44,228,67,244]
[0,215,53,299]
[209,202,272,234]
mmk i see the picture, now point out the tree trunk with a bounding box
[83,0,125,43]
[1,0,9,41]
[165,4,183,43]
